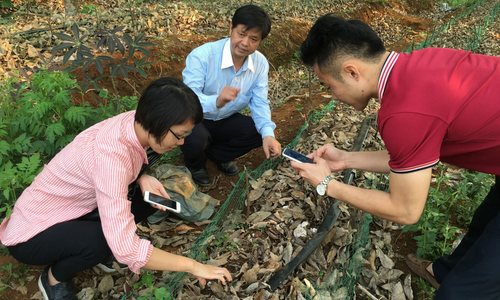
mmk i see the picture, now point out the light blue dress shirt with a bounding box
[182,38,276,138]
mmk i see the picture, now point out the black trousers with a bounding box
[181,113,263,169]
[6,187,155,282]
[433,175,500,299]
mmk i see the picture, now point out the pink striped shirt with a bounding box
[0,111,153,273]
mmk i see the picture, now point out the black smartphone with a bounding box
[143,191,181,213]
[282,148,314,163]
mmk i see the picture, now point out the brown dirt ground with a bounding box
[0,1,438,298]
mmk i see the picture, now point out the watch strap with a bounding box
[319,174,335,186]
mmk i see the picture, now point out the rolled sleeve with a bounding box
[127,239,153,273]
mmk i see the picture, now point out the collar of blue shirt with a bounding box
[221,39,255,73]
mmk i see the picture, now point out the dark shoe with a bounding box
[96,256,128,273]
[217,161,239,176]
[189,167,211,186]
[38,267,77,300]
[406,254,440,289]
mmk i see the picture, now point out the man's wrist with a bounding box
[316,174,335,196]
[261,129,275,139]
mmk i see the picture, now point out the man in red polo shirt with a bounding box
[291,14,500,299]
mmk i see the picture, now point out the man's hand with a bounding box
[311,144,349,172]
[136,174,170,210]
[262,136,281,159]
[290,156,332,187]
[216,86,240,108]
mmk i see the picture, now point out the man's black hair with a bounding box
[135,77,202,144]
[301,14,385,76]
[232,4,271,39]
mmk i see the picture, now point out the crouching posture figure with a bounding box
[292,14,500,299]
[0,77,232,299]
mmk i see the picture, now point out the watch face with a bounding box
[316,184,326,196]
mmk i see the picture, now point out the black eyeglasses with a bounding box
[169,129,191,140]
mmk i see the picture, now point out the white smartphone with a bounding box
[282,148,314,164]
[144,191,181,213]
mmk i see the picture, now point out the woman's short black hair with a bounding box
[232,4,271,39]
[135,77,202,144]
[301,14,385,76]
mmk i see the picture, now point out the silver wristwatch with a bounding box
[316,174,335,196]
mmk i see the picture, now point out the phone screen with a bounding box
[144,191,180,212]
[282,148,314,163]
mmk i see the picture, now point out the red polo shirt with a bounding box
[377,48,500,175]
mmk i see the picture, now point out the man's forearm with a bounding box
[346,150,390,173]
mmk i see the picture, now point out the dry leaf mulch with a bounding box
[1,0,498,299]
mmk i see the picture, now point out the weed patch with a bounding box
[403,165,494,259]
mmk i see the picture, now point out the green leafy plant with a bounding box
[0,71,135,219]
[0,262,29,293]
[0,0,13,9]
[403,166,459,258]
[53,24,93,67]
[0,0,14,20]
[0,154,41,217]
[132,272,174,300]
[450,171,493,227]
[8,71,93,157]
[0,71,137,220]
[403,165,494,259]
[52,23,153,92]
[94,88,138,119]
[81,4,97,14]
[447,0,476,8]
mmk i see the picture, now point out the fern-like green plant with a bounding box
[403,165,494,260]
[0,71,101,219]
[8,71,95,157]
[0,71,139,220]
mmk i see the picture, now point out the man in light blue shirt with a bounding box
[181,4,281,186]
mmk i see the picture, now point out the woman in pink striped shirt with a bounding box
[0,77,232,299]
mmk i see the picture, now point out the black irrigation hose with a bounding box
[267,115,375,291]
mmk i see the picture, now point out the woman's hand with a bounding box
[191,263,233,287]
[136,174,170,210]
[145,248,232,286]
